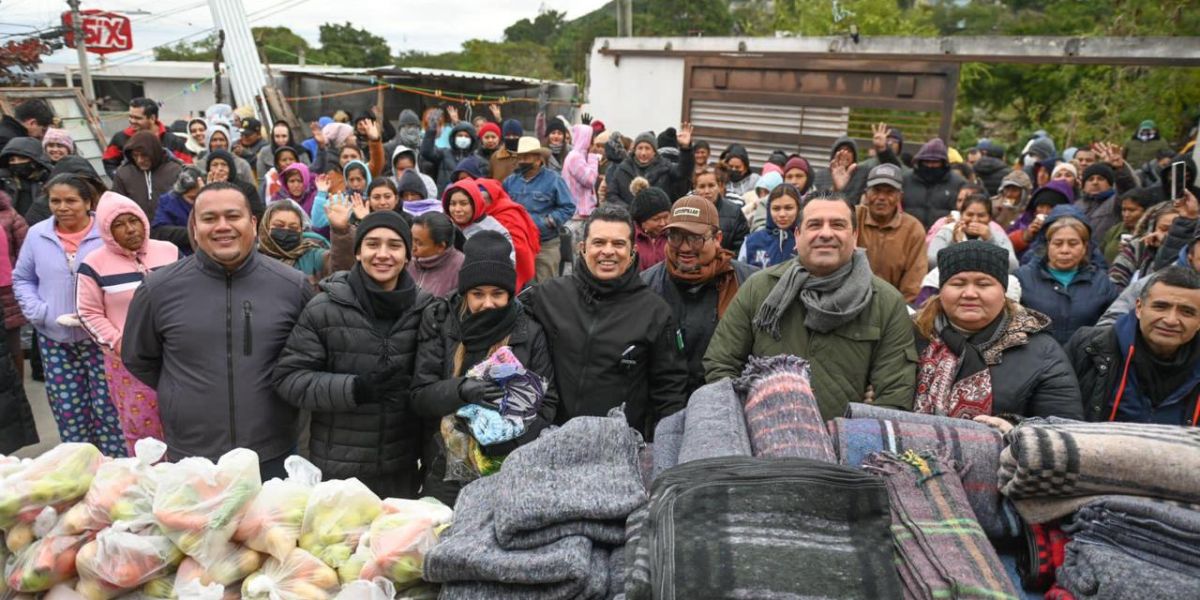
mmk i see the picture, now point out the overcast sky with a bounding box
[1,0,612,65]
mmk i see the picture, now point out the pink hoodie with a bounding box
[76,192,181,353]
[562,123,599,219]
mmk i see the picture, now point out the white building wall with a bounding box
[586,50,684,136]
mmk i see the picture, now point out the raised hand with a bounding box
[326,195,352,231]
[488,103,502,121]
[677,121,694,148]
[580,112,593,125]
[872,122,889,152]
[364,119,380,141]
[830,160,857,192]
[350,193,369,220]
[314,174,331,194]
[446,105,460,124]
[310,122,326,148]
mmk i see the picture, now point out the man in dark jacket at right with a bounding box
[1068,265,1200,426]
[0,137,53,218]
[0,99,52,150]
[123,182,312,477]
[522,203,688,438]
[902,138,966,229]
[110,131,182,220]
[641,196,757,394]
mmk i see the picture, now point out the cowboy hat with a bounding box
[515,136,551,158]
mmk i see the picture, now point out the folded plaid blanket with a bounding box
[1057,541,1200,599]
[999,418,1200,522]
[676,379,753,464]
[828,414,1016,539]
[628,456,900,600]
[734,355,836,461]
[865,450,1019,600]
[1063,495,1200,576]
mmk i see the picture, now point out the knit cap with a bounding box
[545,118,568,138]
[631,185,672,224]
[937,240,1009,290]
[633,131,657,151]
[354,210,412,259]
[458,230,516,295]
[42,128,74,153]
[1052,162,1078,181]
[783,156,811,176]
[501,119,524,137]
[1082,162,1116,187]
[477,122,501,140]
[656,128,678,150]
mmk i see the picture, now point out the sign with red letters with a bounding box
[61,10,133,55]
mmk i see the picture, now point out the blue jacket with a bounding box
[503,167,576,241]
[1016,259,1118,346]
[1020,204,1108,270]
[738,194,796,268]
[13,216,104,343]
[151,190,194,256]
[1112,311,1200,425]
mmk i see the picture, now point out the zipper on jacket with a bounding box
[573,313,598,415]
[243,301,253,356]
[225,274,238,447]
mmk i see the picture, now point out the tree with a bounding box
[397,40,561,81]
[638,0,733,36]
[0,38,52,85]
[505,10,568,44]
[253,27,311,64]
[310,22,392,68]
[154,34,218,61]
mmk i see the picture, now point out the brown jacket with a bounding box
[856,205,927,303]
[489,147,519,183]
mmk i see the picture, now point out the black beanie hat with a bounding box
[458,230,516,296]
[631,186,672,224]
[656,127,678,150]
[937,240,1009,290]
[354,210,412,260]
[1082,162,1116,187]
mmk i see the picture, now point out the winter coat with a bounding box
[1020,204,1109,271]
[389,146,438,198]
[110,132,182,220]
[441,180,516,258]
[641,260,758,394]
[421,122,478,193]
[476,179,540,291]
[605,150,694,208]
[720,144,761,197]
[410,298,557,505]
[13,215,103,343]
[1074,190,1120,243]
[0,191,28,329]
[927,222,1019,273]
[0,137,53,219]
[149,191,193,255]
[0,115,29,152]
[562,124,599,219]
[1123,136,1172,171]
[102,122,191,176]
[902,166,967,230]
[634,224,666,272]
[916,306,1083,419]
[855,205,927,304]
[1068,311,1200,425]
[255,141,310,190]
[0,308,34,452]
[811,136,871,204]
[502,168,576,242]
[272,270,432,481]
[406,248,464,297]
[76,193,180,354]
[715,195,750,254]
[122,249,312,461]
[704,265,918,418]
[1016,259,1118,346]
[972,155,1011,197]
[521,264,689,439]
[738,193,795,268]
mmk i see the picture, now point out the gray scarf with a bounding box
[753,249,874,339]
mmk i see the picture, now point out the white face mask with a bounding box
[1023,155,1037,168]
[455,137,472,150]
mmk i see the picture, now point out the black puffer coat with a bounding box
[273,270,433,486]
[605,147,695,208]
[410,297,558,505]
[0,327,35,454]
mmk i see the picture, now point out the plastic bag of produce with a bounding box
[75,520,183,592]
[59,439,168,535]
[152,448,260,568]
[234,456,320,561]
[138,572,178,599]
[175,579,225,600]
[241,547,339,600]
[357,499,451,587]
[4,530,88,592]
[334,577,395,600]
[0,443,103,530]
[299,479,381,571]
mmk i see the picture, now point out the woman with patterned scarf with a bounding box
[257,198,354,287]
[911,240,1083,425]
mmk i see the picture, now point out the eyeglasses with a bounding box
[666,230,715,249]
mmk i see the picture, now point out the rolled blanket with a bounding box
[864,450,1019,600]
[733,355,836,461]
[999,418,1200,523]
[676,379,752,464]
[1064,495,1200,576]
[651,410,685,480]
[828,414,1016,539]
[642,456,901,599]
[623,504,651,600]
[1057,541,1200,599]
[491,417,646,550]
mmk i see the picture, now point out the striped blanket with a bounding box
[999,418,1200,523]
[827,412,1016,538]
[734,355,836,461]
[865,450,1019,600]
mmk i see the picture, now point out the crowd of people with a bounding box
[0,95,1197,501]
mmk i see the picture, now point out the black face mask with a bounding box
[504,138,520,152]
[515,162,535,176]
[916,164,950,182]
[7,162,35,179]
[269,228,302,251]
[728,169,748,183]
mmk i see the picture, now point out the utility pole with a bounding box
[66,0,94,103]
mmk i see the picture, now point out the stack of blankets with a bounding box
[424,417,644,599]
[997,418,1200,599]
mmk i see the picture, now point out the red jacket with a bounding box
[476,178,541,291]
[102,122,192,174]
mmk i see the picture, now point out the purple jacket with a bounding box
[14,216,104,343]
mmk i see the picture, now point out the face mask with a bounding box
[515,163,534,175]
[728,169,747,183]
[548,142,564,154]
[1137,129,1155,141]
[454,136,472,150]
[269,228,302,251]
[504,138,520,152]
[916,164,949,182]
[7,163,35,178]
[1023,155,1037,168]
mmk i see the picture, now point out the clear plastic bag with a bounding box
[334,578,396,600]
[298,479,381,571]
[357,499,452,587]
[234,456,320,561]
[0,444,103,531]
[75,520,184,591]
[58,439,168,535]
[3,531,88,592]
[175,579,226,600]
[152,448,261,568]
[241,548,340,600]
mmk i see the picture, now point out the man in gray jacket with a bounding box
[123,182,312,477]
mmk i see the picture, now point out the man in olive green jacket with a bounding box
[704,192,917,418]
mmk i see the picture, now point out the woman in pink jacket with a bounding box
[562,123,599,222]
[76,192,180,452]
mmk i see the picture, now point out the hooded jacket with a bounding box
[390,145,438,198]
[195,125,257,189]
[991,169,1033,229]
[521,260,688,438]
[13,209,104,343]
[123,248,313,461]
[422,122,478,192]
[272,162,319,214]
[973,155,1012,197]
[102,121,191,176]
[273,270,433,482]
[739,192,797,268]
[0,191,28,330]
[1019,203,1109,270]
[902,139,966,229]
[202,149,265,220]
[477,178,540,291]
[110,131,182,220]
[1123,122,1173,169]
[441,179,515,257]
[562,124,600,219]
[719,144,761,197]
[76,192,181,353]
[812,136,871,204]
[605,146,695,208]
[21,156,103,226]
[0,137,53,219]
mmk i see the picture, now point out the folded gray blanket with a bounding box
[676,379,752,464]
[651,410,685,480]
[999,418,1200,522]
[437,546,611,600]
[491,416,647,550]
[1057,541,1200,599]
[1064,495,1200,576]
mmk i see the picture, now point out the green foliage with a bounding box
[774,0,938,36]
[154,27,311,64]
[396,40,561,81]
[309,22,392,68]
[505,10,568,44]
[154,34,218,61]
[636,0,733,36]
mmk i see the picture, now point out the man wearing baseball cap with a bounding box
[233,117,266,178]
[641,196,758,394]
[856,162,928,303]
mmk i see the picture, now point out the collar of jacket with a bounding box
[861,205,903,230]
[39,214,100,244]
[1036,260,1098,285]
[194,246,260,278]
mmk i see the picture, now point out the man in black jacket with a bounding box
[0,99,51,150]
[0,137,53,218]
[641,196,757,394]
[523,203,689,438]
[1067,266,1200,426]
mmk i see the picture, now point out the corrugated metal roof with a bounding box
[371,66,551,86]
